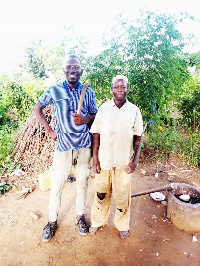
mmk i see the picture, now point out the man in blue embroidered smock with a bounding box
[34,55,98,242]
[89,75,143,240]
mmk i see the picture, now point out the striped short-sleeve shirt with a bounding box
[38,81,98,151]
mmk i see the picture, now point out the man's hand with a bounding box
[49,129,57,141]
[72,113,86,125]
[125,161,137,174]
[34,102,57,140]
[93,157,101,174]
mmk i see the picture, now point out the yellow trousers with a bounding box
[91,169,131,231]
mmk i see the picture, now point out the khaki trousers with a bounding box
[91,169,131,231]
[49,148,91,222]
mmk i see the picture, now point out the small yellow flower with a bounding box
[157,125,164,131]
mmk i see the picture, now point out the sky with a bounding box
[0,0,200,74]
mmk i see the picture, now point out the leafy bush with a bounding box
[0,182,12,194]
[0,81,35,125]
[0,123,21,173]
[84,11,191,125]
[180,127,200,167]
[146,125,181,158]
[0,103,9,125]
[146,124,199,167]
[5,82,35,117]
[178,88,200,125]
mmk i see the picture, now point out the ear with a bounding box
[127,85,130,93]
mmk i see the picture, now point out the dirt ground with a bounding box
[0,155,200,266]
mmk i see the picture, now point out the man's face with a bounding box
[63,58,83,86]
[112,79,129,101]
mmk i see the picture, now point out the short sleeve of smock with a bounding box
[38,87,53,107]
[90,106,102,134]
[134,108,143,136]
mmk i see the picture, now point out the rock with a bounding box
[31,212,39,220]
[192,236,198,242]
[140,169,146,175]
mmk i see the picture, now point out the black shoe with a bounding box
[66,176,76,183]
[77,216,89,236]
[42,221,57,242]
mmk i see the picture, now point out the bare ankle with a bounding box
[89,227,99,235]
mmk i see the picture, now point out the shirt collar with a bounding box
[63,80,81,92]
[111,98,128,109]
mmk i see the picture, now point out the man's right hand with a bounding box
[34,102,57,141]
[49,129,57,141]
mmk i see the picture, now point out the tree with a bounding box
[85,49,124,105]
[0,79,34,123]
[25,40,48,79]
[85,11,191,124]
[21,11,193,125]
[117,11,190,123]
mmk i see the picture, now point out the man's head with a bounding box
[111,75,129,102]
[63,55,83,87]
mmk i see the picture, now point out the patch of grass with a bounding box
[146,124,199,168]
[0,123,21,173]
[179,126,200,168]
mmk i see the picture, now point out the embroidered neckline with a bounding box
[63,80,80,92]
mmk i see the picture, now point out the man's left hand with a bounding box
[125,161,137,174]
[72,113,86,125]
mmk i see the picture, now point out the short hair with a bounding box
[64,55,82,65]
[112,75,128,87]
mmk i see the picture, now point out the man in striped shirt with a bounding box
[34,55,98,242]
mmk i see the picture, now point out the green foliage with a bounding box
[0,77,35,172]
[85,49,123,106]
[17,78,46,103]
[25,40,48,79]
[146,124,200,167]
[177,73,200,124]
[39,44,65,82]
[124,12,189,124]
[180,127,200,167]
[146,125,182,158]
[0,9,199,174]
[0,81,35,124]
[0,103,9,125]
[189,51,200,71]
[84,11,191,123]
[24,39,65,82]
[0,123,20,173]
[21,11,193,123]
[0,182,12,194]
[61,36,89,66]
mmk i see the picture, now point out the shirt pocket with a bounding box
[54,98,74,133]
[54,97,74,112]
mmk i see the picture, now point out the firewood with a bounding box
[13,105,55,174]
